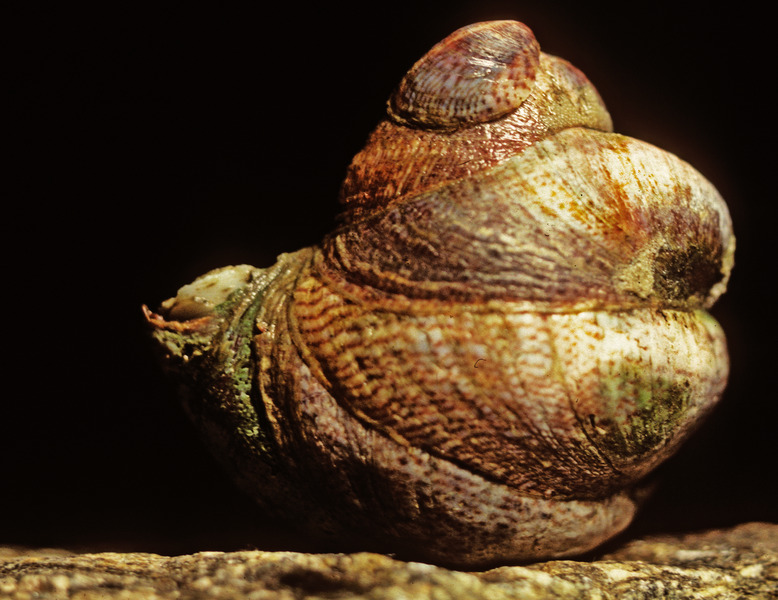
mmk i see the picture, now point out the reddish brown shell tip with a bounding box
[388,20,541,130]
[142,304,217,333]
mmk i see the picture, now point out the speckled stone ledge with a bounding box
[1,522,776,599]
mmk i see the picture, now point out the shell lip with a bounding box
[143,264,266,373]
[142,303,219,334]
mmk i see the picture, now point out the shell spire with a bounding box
[388,20,541,129]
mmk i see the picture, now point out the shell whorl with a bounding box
[327,129,734,312]
[388,20,541,129]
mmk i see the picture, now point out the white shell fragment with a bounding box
[160,264,255,321]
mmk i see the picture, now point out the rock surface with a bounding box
[1,522,776,599]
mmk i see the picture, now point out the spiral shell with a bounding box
[146,20,734,567]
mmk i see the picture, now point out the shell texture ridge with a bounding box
[146,20,734,567]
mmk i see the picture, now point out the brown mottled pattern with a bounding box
[291,271,728,500]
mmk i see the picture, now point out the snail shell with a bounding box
[145,21,734,567]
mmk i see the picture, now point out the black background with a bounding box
[6,1,775,557]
